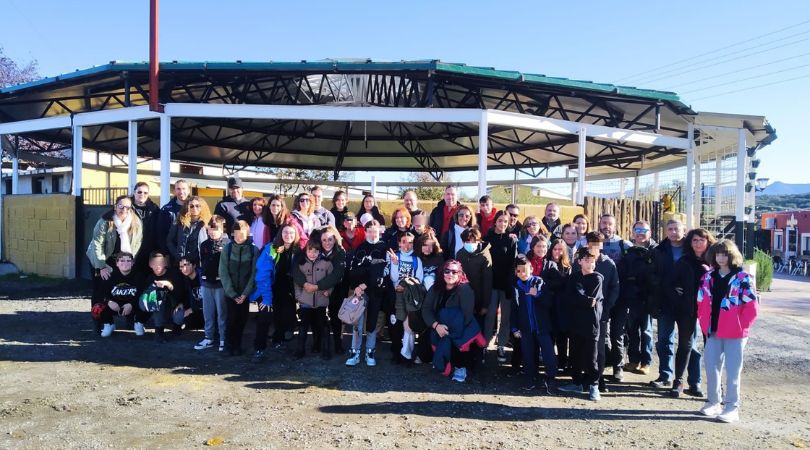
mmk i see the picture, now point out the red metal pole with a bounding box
[149,0,163,112]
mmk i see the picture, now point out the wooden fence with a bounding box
[583,197,662,242]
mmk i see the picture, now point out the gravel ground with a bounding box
[0,274,808,449]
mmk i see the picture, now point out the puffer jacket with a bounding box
[697,269,758,339]
[218,241,258,299]
[293,255,334,308]
[254,244,277,307]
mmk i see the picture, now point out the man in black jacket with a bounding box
[131,181,160,274]
[157,179,191,253]
[214,176,250,233]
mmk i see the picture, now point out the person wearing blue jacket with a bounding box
[511,255,557,394]
[251,240,276,363]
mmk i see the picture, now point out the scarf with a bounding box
[113,213,133,254]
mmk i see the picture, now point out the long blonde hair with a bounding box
[177,195,212,228]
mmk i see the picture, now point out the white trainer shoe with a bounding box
[699,402,723,417]
[717,407,740,423]
[194,338,214,350]
[133,322,145,336]
[100,323,115,337]
[345,350,361,366]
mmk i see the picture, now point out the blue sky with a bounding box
[1,0,807,187]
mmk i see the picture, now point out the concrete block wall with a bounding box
[3,194,76,278]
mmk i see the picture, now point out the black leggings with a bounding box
[225,298,251,351]
[272,289,297,343]
[674,314,697,383]
[298,307,328,352]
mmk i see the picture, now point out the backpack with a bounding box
[139,284,162,312]
[338,294,367,325]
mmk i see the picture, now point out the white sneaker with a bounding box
[717,407,740,423]
[218,341,225,352]
[588,384,601,401]
[345,350,361,367]
[100,323,115,337]
[699,402,723,417]
[452,367,467,383]
[497,346,507,363]
[365,349,377,367]
[194,338,214,350]
[134,322,145,336]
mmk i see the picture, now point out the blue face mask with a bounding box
[463,242,477,253]
[400,250,413,257]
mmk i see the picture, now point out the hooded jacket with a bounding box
[293,254,334,308]
[218,240,258,299]
[617,240,657,311]
[455,241,494,312]
[567,271,604,337]
[697,269,758,339]
[485,228,518,293]
[594,253,619,321]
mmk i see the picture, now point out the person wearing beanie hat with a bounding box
[359,213,375,227]
[214,176,251,233]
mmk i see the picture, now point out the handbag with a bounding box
[338,293,367,325]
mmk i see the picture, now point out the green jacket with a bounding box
[218,241,258,299]
[86,211,143,270]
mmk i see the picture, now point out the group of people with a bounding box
[87,180,758,424]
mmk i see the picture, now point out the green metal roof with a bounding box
[0,59,686,106]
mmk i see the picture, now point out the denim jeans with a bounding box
[656,313,702,386]
[350,310,377,352]
[627,307,653,365]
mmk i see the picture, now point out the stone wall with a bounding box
[3,194,77,278]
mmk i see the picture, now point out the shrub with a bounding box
[752,248,774,292]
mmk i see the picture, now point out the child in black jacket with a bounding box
[559,247,604,401]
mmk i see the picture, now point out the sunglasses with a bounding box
[443,269,460,275]
[633,227,651,234]
[116,204,131,210]
[526,222,539,227]
[507,212,519,217]
[189,204,202,209]
[299,198,310,202]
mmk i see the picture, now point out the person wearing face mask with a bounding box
[483,211,518,363]
[455,227,493,364]
[440,205,477,260]
[385,231,424,364]
[345,220,389,367]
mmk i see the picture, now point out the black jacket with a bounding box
[132,199,160,268]
[671,253,710,319]
[594,254,619,321]
[214,195,250,233]
[617,242,657,311]
[158,198,184,253]
[429,199,463,237]
[567,271,604,337]
[651,238,685,317]
[484,229,518,294]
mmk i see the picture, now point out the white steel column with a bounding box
[715,156,723,221]
[128,121,138,193]
[370,175,377,197]
[633,176,640,202]
[11,140,19,194]
[477,111,488,198]
[72,125,83,196]
[159,115,171,206]
[619,178,627,200]
[735,128,747,221]
[652,172,660,201]
[577,127,586,205]
[685,124,695,228]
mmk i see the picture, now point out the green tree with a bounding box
[399,172,451,201]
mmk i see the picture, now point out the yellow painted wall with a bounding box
[3,194,76,278]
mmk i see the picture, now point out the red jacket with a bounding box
[340,226,366,252]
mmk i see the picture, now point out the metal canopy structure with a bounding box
[0,59,698,181]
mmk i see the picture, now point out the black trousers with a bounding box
[225,298,251,351]
[572,333,600,386]
[298,307,328,353]
[253,306,274,351]
[674,314,698,383]
[451,345,473,369]
[597,320,609,383]
[327,281,349,347]
[609,306,629,369]
[272,289,297,343]
[555,331,570,370]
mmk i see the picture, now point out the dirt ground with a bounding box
[0,274,809,449]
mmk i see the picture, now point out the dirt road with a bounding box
[0,274,808,449]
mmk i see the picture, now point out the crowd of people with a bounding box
[86,178,759,423]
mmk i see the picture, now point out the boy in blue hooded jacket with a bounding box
[511,255,557,394]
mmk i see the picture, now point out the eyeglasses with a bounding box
[526,222,538,227]
[299,198,310,202]
[443,269,460,275]
[189,204,201,209]
[633,227,650,234]
[116,204,131,210]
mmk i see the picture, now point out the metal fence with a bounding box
[82,187,129,206]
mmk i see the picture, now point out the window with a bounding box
[802,233,810,256]
[3,179,10,194]
[774,230,784,252]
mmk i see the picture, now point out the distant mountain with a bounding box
[757,182,810,196]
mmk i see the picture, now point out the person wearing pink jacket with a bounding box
[696,240,758,424]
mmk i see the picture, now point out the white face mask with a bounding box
[400,250,413,257]
[366,237,379,245]
[463,242,477,253]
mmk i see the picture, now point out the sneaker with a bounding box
[612,367,624,382]
[452,367,467,383]
[685,385,705,398]
[650,378,671,388]
[218,341,225,352]
[670,380,684,398]
[637,364,651,375]
[699,402,724,417]
[557,383,584,394]
[251,350,265,363]
[100,323,115,337]
[413,356,423,365]
[134,322,145,336]
[598,380,609,393]
[365,349,377,367]
[194,339,214,350]
[345,350,361,367]
[588,384,601,401]
[497,346,507,363]
[624,361,640,372]
[717,407,740,423]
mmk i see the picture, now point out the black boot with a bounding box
[333,325,344,354]
[321,326,332,360]
[294,328,306,359]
